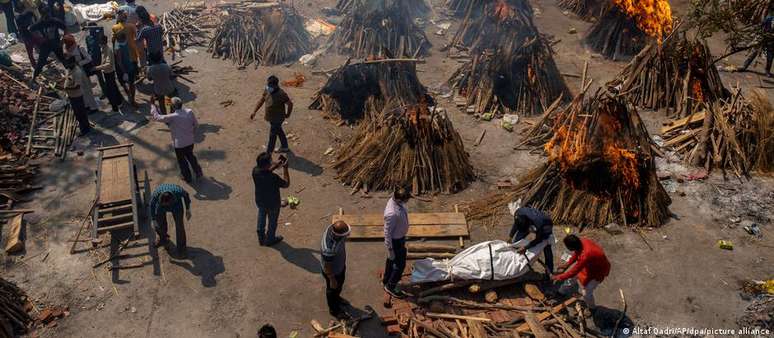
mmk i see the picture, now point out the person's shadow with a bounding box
[590,305,635,338]
[192,176,232,201]
[195,123,222,143]
[269,241,321,274]
[287,151,323,176]
[168,246,225,287]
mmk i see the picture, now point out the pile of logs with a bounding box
[585,5,649,60]
[728,0,772,25]
[448,35,570,117]
[558,0,606,21]
[333,100,474,195]
[609,35,729,118]
[209,2,313,67]
[160,3,216,58]
[329,0,431,58]
[449,0,536,53]
[468,91,672,228]
[0,278,32,337]
[337,0,430,16]
[661,88,774,177]
[309,59,431,122]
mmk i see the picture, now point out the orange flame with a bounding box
[691,80,704,103]
[613,0,673,40]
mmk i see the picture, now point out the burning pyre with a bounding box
[450,0,536,53]
[337,0,430,17]
[309,59,431,122]
[333,100,474,195]
[609,34,729,117]
[329,0,431,58]
[448,35,571,117]
[469,91,672,228]
[558,0,606,21]
[585,0,673,60]
[208,2,312,67]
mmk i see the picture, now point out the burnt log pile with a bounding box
[468,91,672,228]
[558,0,607,21]
[209,2,313,67]
[337,0,430,17]
[329,0,431,58]
[661,88,774,177]
[585,0,673,60]
[309,59,431,122]
[160,3,216,58]
[333,100,474,195]
[449,0,536,53]
[0,278,32,337]
[609,35,729,118]
[448,36,571,118]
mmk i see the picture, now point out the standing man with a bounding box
[13,1,37,66]
[250,75,293,154]
[149,183,191,257]
[118,0,138,25]
[552,235,611,310]
[63,35,99,113]
[29,11,66,83]
[509,207,555,277]
[0,0,17,36]
[112,10,139,105]
[136,6,164,64]
[150,98,202,184]
[382,187,411,299]
[94,35,124,113]
[321,220,351,319]
[146,52,176,114]
[740,12,774,77]
[63,57,91,136]
[252,152,289,246]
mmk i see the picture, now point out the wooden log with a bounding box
[25,88,43,156]
[4,214,24,253]
[426,312,492,322]
[406,243,460,253]
[516,298,578,333]
[525,312,554,338]
[407,252,456,260]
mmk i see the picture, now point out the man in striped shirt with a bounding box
[149,183,191,256]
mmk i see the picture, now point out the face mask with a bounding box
[266,85,276,93]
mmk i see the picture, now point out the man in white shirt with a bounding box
[150,97,203,183]
[94,35,124,113]
[63,58,91,136]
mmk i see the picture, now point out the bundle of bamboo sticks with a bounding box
[661,88,774,177]
[610,35,730,118]
[337,0,430,16]
[448,36,571,117]
[557,0,606,21]
[208,3,313,67]
[585,5,648,60]
[309,59,431,121]
[333,100,474,195]
[449,0,536,53]
[160,4,215,58]
[468,91,672,228]
[0,278,32,337]
[329,0,431,58]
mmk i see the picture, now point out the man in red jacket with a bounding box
[552,235,611,309]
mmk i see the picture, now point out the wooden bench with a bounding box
[332,207,469,243]
[93,144,140,237]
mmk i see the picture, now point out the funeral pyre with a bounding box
[449,0,536,53]
[558,0,606,21]
[336,0,430,17]
[585,0,673,60]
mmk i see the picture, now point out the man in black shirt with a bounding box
[30,12,67,83]
[252,152,290,246]
[509,207,555,276]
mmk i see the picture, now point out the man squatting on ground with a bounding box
[553,234,611,311]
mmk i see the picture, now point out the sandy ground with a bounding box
[2,0,774,337]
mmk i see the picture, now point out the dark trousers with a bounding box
[154,211,187,251]
[100,71,124,111]
[174,144,202,182]
[33,41,65,80]
[382,237,407,290]
[69,96,91,134]
[47,0,64,19]
[512,230,554,273]
[1,1,16,34]
[322,269,346,315]
[267,121,288,152]
[156,94,168,114]
[743,47,774,75]
[256,206,280,244]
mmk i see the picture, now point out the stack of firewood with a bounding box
[661,88,774,177]
[0,278,32,337]
[309,59,432,121]
[558,0,607,21]
[585,0,673,60]
[468,90,672,228]
[448,35,571,117]
[609,35,729,117]
[208,2,313,67]
[333,100,474,195]
[449,0,536,53]
[337,0,430,16]
[160,3,216,57]
[329,0,431,58]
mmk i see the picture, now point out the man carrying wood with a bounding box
[509,207,555,277]
[552,235,610,311]
[250,75,293,153]
[252,152,289,246]
[320,220,352,319]
[382,187,411,299]
[149,183,191,257]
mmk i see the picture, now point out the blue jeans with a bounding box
[267,121,288,152]
[257,206,280,243]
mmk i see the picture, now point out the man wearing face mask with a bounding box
[382,187,411,299]
[250,75,293,153]
[320,220,351,319]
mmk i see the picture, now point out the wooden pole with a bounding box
[25,88,43,156]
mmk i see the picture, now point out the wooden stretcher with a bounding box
[92,144,142,239]
[332,205,469,245]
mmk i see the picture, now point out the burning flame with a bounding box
[691,80,704,103]
[613,0,673,40]
[493,0,515,21]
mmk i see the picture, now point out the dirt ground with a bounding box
[2,0,773,337]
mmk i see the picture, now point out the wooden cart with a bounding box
[92,144,142,240]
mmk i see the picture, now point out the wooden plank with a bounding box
[332,212,467,226]
[348,224,468,239]
[663,129,700,148]
[97,143,134,151]
[4,214,24,253]
[661,111,706,134]
[525,312,553,338]
[96,221,134,234]
[426,312,491,322]
[517,298,578,333]
[99,156,131,204]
